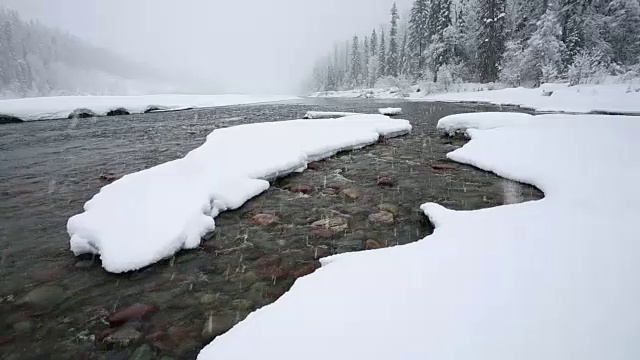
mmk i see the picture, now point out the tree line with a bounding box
[0,8,163,98]
[308,0,640,93]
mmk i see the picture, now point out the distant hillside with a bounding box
[0,8,173,98]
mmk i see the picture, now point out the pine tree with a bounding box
[379,29,387,76]
[350,35,362,87]
[560,0,590,65]
[409,0,430,78]
[523,0,566,84]
[399,29,409,76]
[363,36,370,85]
[387,3,400,77]
[368,30,380,86]
[426,0,453,81]
[477,0,507,82]
[506,0,547,42]
[370,29,378,57]
[454,0,482,79]
[605,0,640,66]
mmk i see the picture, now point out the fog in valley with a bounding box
[0,0,411,96]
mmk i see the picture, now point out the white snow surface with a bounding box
[311,81,640,114]
[378,107,402,115]
[67,114,412,273]
[424,83,640,114]
[0,94,298,121]
[198,112,640,359]
[303,111,362,119]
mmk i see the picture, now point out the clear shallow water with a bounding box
[0,99,541,359]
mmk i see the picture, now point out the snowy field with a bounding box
[0,94,298,121]
[198,112,640,359]
[67,114,411,273]
[311,81,640,114]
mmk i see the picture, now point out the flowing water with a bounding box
[0,99,542,359]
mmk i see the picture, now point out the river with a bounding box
[0,99,542,359]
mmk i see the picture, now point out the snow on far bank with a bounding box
[198,112,640,359]
[310,80,640,114]
[67,114,411,273]
[378,107,402,115]
[303,111,362,119]
[424,82,640,114]
[0,94,299,121]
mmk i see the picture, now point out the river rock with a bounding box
[105,327,142,346]
[365,239,384,249]
[378,203,399,216]
[341,188,361,200]
[13,320,33,334]
[239,270,258,283]
[22,286,65,308]
[368,211,394,225]
[101,351,129,360]
[314,246,332,259]
[0,336,14,345]
[291,185,313,194]
[291,262,321,279]
[431,163,457,171]
[99,173,119,183]
[253,254,281,268]
[232,299,253,311]
[377,176,396,187]
[251,213,279,226]
[130,344,154,360]
[108,304,156,325]
[310,217,348,232]
[311,228,333,238]
[255,260,289,281]
[106,108,130,116]
[32,267,65,282]
[74,259,94,269]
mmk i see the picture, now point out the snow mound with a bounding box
[303,111,362,119]
[0,94,298,121]
[198,112,640,359]
[67,114,412,273]
[437,112,535,134]
[378,107,402,115]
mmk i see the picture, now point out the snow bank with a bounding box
[303,111,362,119]
[378,107,402,115]
[423,83,640,114]
[310,81,640,114]
[198,112,640,359]
[67,114,412,273]
[437,112,535,134]
[0,94,298,121]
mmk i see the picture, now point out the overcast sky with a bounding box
[0,0,412,94]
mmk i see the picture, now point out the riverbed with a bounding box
[0,99,542,359]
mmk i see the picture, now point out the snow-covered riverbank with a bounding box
[311,81,640,114]
[0,94,299,121]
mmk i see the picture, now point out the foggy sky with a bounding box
[0,0,412,94]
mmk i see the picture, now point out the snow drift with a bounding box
[198,112,640,359]
[67,114,412,273]
[0,94,298,121]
